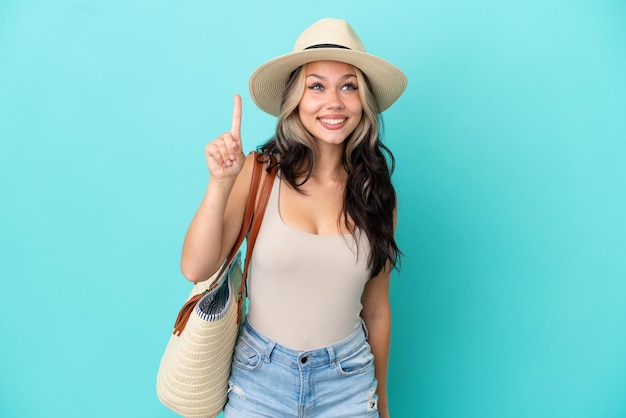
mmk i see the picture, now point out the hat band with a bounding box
[303,43,351,50]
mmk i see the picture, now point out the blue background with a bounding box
[1,1,625,417]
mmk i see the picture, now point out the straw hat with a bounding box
[249,18,408,116]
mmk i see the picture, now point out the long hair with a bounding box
[258,64,400,277]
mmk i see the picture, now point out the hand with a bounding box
[204,94,247,182]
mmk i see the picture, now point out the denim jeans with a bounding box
[224,320,380,417]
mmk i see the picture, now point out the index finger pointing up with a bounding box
[231,94,242,138]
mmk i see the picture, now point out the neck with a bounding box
[311,143,347,181]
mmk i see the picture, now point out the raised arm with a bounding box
[180,94,254,283]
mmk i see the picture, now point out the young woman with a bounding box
[181,18,407,417]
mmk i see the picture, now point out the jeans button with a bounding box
[300,356,308,364]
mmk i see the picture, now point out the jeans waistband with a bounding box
[241,320,369,370]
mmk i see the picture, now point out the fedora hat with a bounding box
[249,18,408,116]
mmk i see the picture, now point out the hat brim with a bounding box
[249,48,407,116]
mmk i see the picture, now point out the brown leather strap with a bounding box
[225,152,263,268]
[173,292,203,336]
[239,156,277,301]
[207,151,263,290]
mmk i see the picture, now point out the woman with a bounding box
[181,18,407,417]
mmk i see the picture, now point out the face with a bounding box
[298,60,363,146]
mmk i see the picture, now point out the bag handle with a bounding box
[237,154,277,322]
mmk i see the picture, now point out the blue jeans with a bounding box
[224,320,380,417]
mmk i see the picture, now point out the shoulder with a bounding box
[224,152,261,217]
[232,151,276,205]
[232,152,257,191]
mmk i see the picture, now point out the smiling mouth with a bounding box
[319,118,347,125]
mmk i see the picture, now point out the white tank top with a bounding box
[247,175,371,350]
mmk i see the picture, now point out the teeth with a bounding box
[320,118,346,125]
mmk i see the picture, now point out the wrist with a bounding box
[206,176,236,196]
[377,394,389,416]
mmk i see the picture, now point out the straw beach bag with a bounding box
[157,152,275,417]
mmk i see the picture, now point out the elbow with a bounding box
[180,263,199,283]
[180,257,222,283]
[361,303,392,325]
[180,260,208,283]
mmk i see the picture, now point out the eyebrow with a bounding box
[306,73,357,80]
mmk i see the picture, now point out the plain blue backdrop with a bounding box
[1,0,625,417]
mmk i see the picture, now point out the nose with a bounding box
[325,89,345,109]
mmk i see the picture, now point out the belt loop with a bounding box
[361,319,369,340]
[263,340,276,363]
[327,345,337,369]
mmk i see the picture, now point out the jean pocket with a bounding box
[232,339,263,370]
[336,342,375,376]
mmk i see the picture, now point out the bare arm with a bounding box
[360,207,397,418]
[361,267,392,417]
[180,95,252,283]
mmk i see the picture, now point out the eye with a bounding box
[308,83,324,91]
[341,82,358,91]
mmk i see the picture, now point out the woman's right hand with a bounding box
[204,94,247,183]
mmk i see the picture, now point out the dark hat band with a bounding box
[304,43,351,50]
